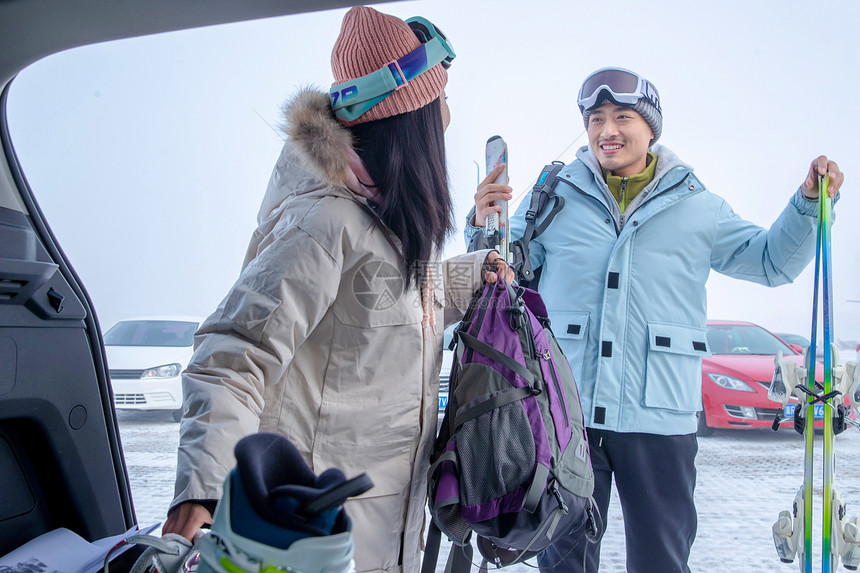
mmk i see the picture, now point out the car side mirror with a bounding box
[789,344,804,354]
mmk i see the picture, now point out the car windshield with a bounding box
[104,320,197,347]
[707,324,794,356]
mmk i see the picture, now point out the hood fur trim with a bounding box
[281,88,378,201]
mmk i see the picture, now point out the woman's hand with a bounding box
[162,501,213,542]
[482,251,515,284]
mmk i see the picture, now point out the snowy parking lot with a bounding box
[119,411,860,572]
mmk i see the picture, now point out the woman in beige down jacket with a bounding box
[162,7,512,573]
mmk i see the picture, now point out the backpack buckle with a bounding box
[506,304,527,330]
[549,481,568,514]
[585,501,602,543]
[448,329,460,351]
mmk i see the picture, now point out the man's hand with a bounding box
[482,251,515,285]
[162,501,212,542]
[801,155,844,199]
[473,164,512,227]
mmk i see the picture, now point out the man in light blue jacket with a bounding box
[465,67,845,572]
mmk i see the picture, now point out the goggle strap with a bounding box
[389,59,408,91]
[334,93,391,123]
[331,36,450,121]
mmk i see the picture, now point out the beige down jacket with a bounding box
[171,89,488,573]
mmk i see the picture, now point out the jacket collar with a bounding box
[559,144,695,223]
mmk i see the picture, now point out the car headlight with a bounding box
[141,363,182,379]
[706,373,756,392]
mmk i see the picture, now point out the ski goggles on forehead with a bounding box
[330,16,456,122]
[577,67,661,115]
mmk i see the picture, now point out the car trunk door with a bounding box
[0,85,137,556]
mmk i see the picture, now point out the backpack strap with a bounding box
[427,450,458,484]
[511,162,565,284]
[453,385,536,430]
[522,463,551,513]
[421,520,444,573]
[423,522,476,573]
[457,331,537,388]
[445,541,475,573]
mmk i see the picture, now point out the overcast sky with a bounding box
[6,0,860,344]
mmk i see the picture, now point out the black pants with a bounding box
[538,429,698,573]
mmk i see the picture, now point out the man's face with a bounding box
[586,102,654,177]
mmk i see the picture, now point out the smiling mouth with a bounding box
[601,143,623,151]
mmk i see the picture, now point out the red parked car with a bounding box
[698,320,849,435]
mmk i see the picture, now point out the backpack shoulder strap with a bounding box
[421,520,444,573]
[511,162,565,284]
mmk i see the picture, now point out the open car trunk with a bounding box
[0,0,387,557]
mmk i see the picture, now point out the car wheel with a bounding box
[696,410,714,437]
[171,409,183,423]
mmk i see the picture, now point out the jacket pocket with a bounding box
[643,322,710,412]
[217,283,281,344]
[312,437,413,499]
[551,310,589,343]
[549,310,589,381]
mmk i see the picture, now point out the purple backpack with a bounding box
[422,281,597,573]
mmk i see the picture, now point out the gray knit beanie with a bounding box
[581,84,662,145]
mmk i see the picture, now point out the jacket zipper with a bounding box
[620,177,628,214]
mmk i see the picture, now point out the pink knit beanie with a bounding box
[331,6,448,126]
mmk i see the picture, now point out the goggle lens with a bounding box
[407,17,454,68]
[580,69,641,101]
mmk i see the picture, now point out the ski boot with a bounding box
[195,433,373,573]
[772,487,805,565]
[104,532,195,573]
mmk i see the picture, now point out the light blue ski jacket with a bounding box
[464,144,825,435]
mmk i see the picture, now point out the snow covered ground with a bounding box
[119,410,860,572]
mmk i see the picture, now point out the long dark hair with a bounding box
[348,98,454,290]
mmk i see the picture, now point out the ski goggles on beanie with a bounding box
[576,67,661,115]
[330,16,455,122]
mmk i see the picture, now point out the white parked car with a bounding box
[104,317,202,421]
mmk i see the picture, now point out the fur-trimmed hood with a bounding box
[255,88,378,225]
[280,88,361,191]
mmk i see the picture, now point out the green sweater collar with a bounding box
[602,152,658,214]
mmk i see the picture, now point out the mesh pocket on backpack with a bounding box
[436,504,472,545]
[458,397,535,507]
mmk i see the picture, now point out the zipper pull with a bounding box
[539,349,551,360]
